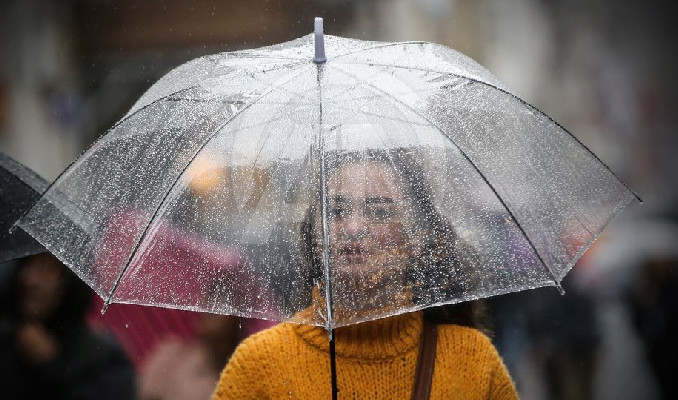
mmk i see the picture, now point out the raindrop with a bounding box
[125,323,129,329]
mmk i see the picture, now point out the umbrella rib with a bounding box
[333,60,498,86]
[336,61,642,203]
[329,64,563,289]
[102,65,314,310]
[329,40,427,61]
[219,51,308,62]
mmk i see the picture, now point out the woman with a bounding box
[212,148,518,399]
[0,252,136,400]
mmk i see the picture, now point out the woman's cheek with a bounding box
[373,222,407,246]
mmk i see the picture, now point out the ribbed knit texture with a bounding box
[212,311,518,399]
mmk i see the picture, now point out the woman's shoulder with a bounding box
[235,321,292,353]
[213,323,289,400]
[436,324,499,359]
[436,323,494,345]
[435,324,518,399]
[219,322,291,380]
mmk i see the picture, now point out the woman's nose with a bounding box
[341,211,367,238]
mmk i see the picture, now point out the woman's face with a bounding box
[19,253,65,321]
[323,160,415,295]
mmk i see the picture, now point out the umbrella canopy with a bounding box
[17,21,638,332]
[0,152,48,263]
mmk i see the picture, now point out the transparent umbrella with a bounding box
[17,19,638,334]
[1,152,47,263]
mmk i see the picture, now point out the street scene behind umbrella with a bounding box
[2,1,676,399]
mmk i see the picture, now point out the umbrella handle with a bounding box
[329,328,338,400]
[314,17,327,63]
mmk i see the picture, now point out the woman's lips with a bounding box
[338,245,368,264]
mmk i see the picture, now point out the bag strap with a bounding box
[411,319,438,400]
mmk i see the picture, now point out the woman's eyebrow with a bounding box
[365,196,394,204]
[330,195,351,204]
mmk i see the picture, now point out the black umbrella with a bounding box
[0,152,48,263]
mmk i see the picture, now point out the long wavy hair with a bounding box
[298,147,489,331]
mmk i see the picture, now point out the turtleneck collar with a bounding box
[293,311,423,360]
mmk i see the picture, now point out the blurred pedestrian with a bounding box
[527,277,600,400]
[489,267,600,400]
[138,312,240,400]
[0,252,136,400]
[626,254,678,400]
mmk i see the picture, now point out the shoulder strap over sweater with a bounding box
[411,319,438,400]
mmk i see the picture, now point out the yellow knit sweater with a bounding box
[212,311,518,399]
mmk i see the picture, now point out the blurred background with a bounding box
[1,0,676,399]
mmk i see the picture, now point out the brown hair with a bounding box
[299,147,489,331]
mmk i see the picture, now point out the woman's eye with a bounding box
[330,206,350,220]
[365,206,393,221]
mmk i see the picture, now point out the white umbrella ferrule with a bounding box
[314,17,327,64]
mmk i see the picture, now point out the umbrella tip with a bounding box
[101,300,110,315]
[555,281,566,295]
[314,17,327,64]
